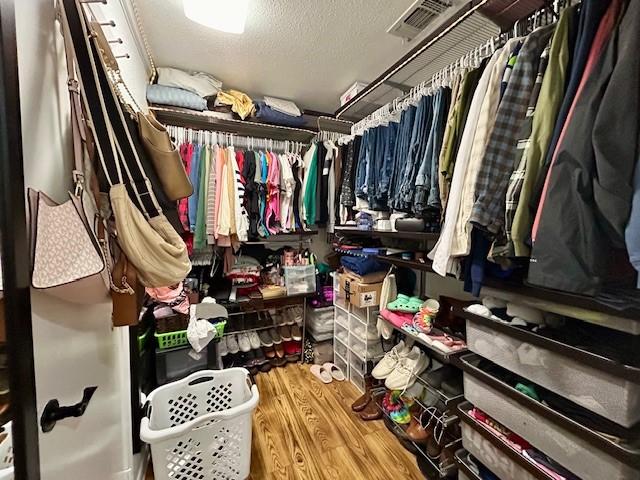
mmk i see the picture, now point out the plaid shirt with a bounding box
[469,24,555,234]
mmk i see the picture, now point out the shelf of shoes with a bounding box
[372,388,461,479]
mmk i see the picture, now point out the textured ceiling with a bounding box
[136,0,463,112]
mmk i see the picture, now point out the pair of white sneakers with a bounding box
[371,340,430,390]
[219,331,262,356]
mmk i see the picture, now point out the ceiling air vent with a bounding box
[387,0,452,41]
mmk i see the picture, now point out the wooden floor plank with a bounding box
[150,364,425,480]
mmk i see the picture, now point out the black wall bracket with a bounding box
[40,386,98,433]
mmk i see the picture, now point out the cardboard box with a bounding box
[340,273,383,308]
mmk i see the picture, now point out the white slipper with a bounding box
[322,362,346,381]
[310,365,333,384]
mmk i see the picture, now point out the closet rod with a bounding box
[351,0,568,136]
[167,124,309,154]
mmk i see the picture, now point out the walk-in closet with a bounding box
[0,0,639,478]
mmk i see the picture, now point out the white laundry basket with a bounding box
[140,369,259,480]
[0,422,14,480]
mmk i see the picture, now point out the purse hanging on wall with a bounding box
[90,20,193,202]
[61,0,191,289]
[28,7,111,304]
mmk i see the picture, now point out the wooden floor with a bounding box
[148,364,424,480]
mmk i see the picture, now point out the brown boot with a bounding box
[352,391,372,412]
[359,400,382,421]
[406,417,433,444]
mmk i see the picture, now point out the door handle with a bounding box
[40,386,98,433]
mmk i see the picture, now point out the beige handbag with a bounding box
[59,0,191,288]
[90,20,192,202]
[28,9,111,304]
[137,111,193,201]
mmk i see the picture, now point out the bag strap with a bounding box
[59,0,162,219]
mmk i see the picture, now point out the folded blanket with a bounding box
[255,101,306,127]
[157,67,222,97]
[147,84,206,111]
[340,255,385,276]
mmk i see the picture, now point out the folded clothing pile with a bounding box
[254,96,305,127]
[225,255,261,295]
[340,255,385,276]
[147,67,223,111]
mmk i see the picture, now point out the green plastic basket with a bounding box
[138,328,151,351]
[154,320,227,350]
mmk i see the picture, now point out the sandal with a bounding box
[310,365,333,383]
[388,295,424,314]
[322,362,346,381]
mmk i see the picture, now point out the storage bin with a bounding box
[349,315,378,342]
[459,404,539,480]
[464,310,640,427]
[333,352,349,381]
[284,265,316,295]
[312,340,333,365]
[349,333,384,360]
[461,354,640,480]
[334,337,349,362]
[141,369,259,480]
[0,422,13,480]
[351,304,377,324]
[334,290,348,311]
[350,365,366,393]
[334,322,349,345]
[350,351,382,377]
[334,305,349,328]
[155,313,189,334]
[155,343,218,386]
[307,326,333,343]
[455,449,483,480]
[306,306,334,334]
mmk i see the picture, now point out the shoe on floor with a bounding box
[371,340,410,379]
[218,336,229,357]
[269,328,282,345]
[385,347,430,390]
[226,335,240,354]
[352,391,372,412]
[263,346,276,359]
[259,330,273,347]
[244,350,257,367]
[275,343,285,358]
[248,331,262,350]
[253,348,267,366]
[359,400,382,421]
[290,324,302,341]
[310,364,333,383]
[238,333,252,353]
[279,325,292,341]
[259,361,272,373]
[271,356,287,367]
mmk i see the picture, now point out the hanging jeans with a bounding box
[354,130,370,200]
[374,122,398,209]
[395,97,432,211]
[388,106,416,210]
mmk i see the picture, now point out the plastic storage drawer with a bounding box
[334,321,349,345]
[284,265,316,295]
[349,315,378,342]
[333,352,349,381]
[461,354,640,480]
[351,304,377,324]
[155,343,217,385]
[460,408,538,480]
[350,366,366,393]
[307,306,334,334]
[349,334,383,360]
[334,305,349,329]
[334,337,349,362]
[464,310,640,427]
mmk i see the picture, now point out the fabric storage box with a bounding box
[340,273,382,308]
[464,310,640,427]
[284,265,316,295]
[155,343,217,385]
[461,354,640,480]
[340,80,367,106]
[459,403,540,480]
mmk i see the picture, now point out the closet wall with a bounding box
[14,1,148,479]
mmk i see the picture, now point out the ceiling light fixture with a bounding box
[183,0,249,34]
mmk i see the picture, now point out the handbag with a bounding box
[111,249,143,327]
[28,9,111,304]
[90,20,192,202]
[137,111,193,201]
[61,0,191,288]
